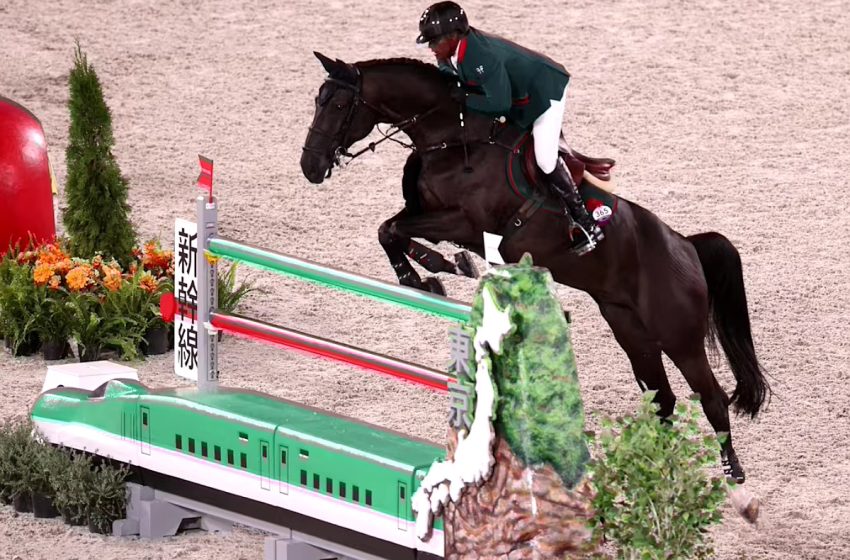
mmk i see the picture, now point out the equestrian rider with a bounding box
[416,1,603,255]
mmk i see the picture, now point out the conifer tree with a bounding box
[63,41,136,266]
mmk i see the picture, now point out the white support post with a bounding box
[196,195,219,392]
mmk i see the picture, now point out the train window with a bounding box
[142,412,148,426]
[201,442,208,458]
[313,474,320,490]
[366,490,372,507]
[240,453,247,469]
[227,449,234,465]
[238,432,248,443]
[300,470,307,486]
[175,435,182,450]
[399,486,406,500]
[299,449,309,460]
[262,446,267,459]
[326,478,333,494]
[188,438,196,454]
[353,486,360,502]
[214,445,221,462]
[339,482,346,498]
[280,449,287,466]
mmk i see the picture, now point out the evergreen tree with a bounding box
[63,41,136,266]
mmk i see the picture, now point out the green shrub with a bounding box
[0,418,39,502]
[587,392,728,559]
[86,461,130,533]
[51,450,95,525]
[217,261,260,314]
[62,41,137,267]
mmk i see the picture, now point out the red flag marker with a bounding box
[159,292,176,323]
[197,155,214,201]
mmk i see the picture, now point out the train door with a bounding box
[260,440,271,490]
[140,406,151,455]
[397,481,409,531]
[278,444,289,495]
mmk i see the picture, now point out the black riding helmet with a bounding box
[416,1,469,45]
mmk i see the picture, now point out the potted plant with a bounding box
[0,258,41,357]
[86,462,130,534]
[51,450,93,526]
[29,442,60,518]
[0,419,14,504]
[32,287,74,360]
[2,418,38,512]
[68,290,143,362]
[103,268,166,357]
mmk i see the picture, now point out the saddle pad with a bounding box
[506,134,618,226]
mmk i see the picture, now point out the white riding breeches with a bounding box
[532,84,568,175]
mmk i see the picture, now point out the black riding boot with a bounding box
[545,162,604,256]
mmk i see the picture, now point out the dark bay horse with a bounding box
[300,52,770,483]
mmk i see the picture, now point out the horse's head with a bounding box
[301,52,378,184]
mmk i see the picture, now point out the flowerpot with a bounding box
[42,339,71,361]
[168,324,174,349]
[12,492,32,513]
[31,492,59,518]
[142,325,169,355]
[61,506,86,526]
[88,517,112,535]
[77,344,102,363]
[8,334,40,357]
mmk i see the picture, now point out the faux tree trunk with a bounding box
[444,431,596,559]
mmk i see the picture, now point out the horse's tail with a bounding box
[687,232,771,418]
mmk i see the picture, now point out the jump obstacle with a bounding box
[177,194,468,393]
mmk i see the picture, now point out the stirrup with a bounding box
[571,223,599,256]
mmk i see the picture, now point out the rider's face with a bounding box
[429,36,458,61]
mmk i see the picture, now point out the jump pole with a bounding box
[184,193,458,393]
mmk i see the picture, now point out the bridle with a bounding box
[301,68,442,178]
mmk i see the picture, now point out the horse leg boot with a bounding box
[545,161,604,256]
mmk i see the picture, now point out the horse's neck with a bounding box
[364,65,457,145]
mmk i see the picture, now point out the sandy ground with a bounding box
[2,0,850,558]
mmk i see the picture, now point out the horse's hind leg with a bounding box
[665,342,744,483]
[598,302,677,418]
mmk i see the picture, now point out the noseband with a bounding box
[302,68,441,177]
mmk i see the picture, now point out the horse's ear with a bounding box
[334,59,359,84]
[314,51,337,75]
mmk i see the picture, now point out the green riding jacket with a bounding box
[438,28,570,129]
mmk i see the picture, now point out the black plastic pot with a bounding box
[7,334,40,357]
[31,492,59,518]
[42,340,71,360]
[77,344,102,363]
[142,325,169,355]
[12,492,32,513]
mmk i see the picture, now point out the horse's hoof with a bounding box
[423,277,446,296]
[729,486,759,524]
[454,251,479,279]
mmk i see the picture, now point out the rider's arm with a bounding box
[464,60,512,116]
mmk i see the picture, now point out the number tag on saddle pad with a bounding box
[592,204,613,223]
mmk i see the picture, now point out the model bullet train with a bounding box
[31,378,445,559]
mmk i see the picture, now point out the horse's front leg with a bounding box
[389,209,484,295]
[379,209,446,295]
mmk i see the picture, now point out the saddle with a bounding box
[521,135,617,193]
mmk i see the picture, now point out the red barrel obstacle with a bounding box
[0,96,56,255]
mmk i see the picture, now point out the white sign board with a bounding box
[174,218,199,381]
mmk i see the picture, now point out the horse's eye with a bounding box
[335,103,345,110]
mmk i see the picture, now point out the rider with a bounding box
[415,1,603,255]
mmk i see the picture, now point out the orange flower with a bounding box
[102,266,123,292]
[48,276,61,290]
[139,272,158,294]
[103,267,121,292]
[66,265,93,292]
[33,263,54,286]
[53,258,73,275]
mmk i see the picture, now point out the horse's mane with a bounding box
[354,57,445,81]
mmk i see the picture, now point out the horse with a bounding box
[300,51,770,484]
